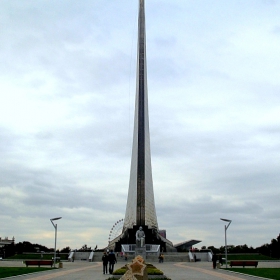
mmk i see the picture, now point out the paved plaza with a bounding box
[1,260,280,280]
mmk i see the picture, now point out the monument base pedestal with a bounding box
[135,247,146,259]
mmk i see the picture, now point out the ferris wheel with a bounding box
[108,219,124,244]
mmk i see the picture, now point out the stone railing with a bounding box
[121,244,160,253]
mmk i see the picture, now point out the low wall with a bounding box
[68,252,93,261]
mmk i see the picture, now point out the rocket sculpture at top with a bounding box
[123,0,158,232]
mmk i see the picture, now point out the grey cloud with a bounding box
[1,0,280,249]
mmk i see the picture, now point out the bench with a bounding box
[230,261,258,268]
[25,260,53,267]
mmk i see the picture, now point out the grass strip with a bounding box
[227,268,280,280]
[0,267,54,278]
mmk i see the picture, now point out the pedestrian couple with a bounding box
[102,250,117,274]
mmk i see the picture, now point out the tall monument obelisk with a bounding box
[113,0,174,252]
[123,0,158,233]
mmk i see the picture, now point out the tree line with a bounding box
[206,233,280,259]
[0,241,89,258]
[1,234,279,259]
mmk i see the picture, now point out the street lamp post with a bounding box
[220,218,232,268]
[50,217,62,267]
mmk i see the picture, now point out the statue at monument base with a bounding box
[135,226,145,248]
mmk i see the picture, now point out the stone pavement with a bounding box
[1,260,280,280]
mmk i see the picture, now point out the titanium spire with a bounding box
[123,0,158,231]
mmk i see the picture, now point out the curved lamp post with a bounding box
[50,217,62,267]
[220,218,232,268]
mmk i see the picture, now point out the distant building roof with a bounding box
[174,240,201,250]
[0,237,15,246]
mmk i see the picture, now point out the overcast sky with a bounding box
[1,0,280,251]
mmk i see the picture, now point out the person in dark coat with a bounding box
[158,253,164,263]
[218,254,223,266]
[212,253,217,269]
[102,252,108,274]
[108,250,117,274]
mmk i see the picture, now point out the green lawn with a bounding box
[227,268,280,280]
[0,267,54,278]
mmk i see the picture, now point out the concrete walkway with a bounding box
[1,261,280,280]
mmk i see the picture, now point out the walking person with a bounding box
[108,250,117,274]
[218,254,223,266]
[102,252,108,274]
[212,252,217,269]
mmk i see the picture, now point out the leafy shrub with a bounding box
[147,268,163,275]
[113,264,163,275]
[113,268,127,275]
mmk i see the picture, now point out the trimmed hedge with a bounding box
[113,263,163,275]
